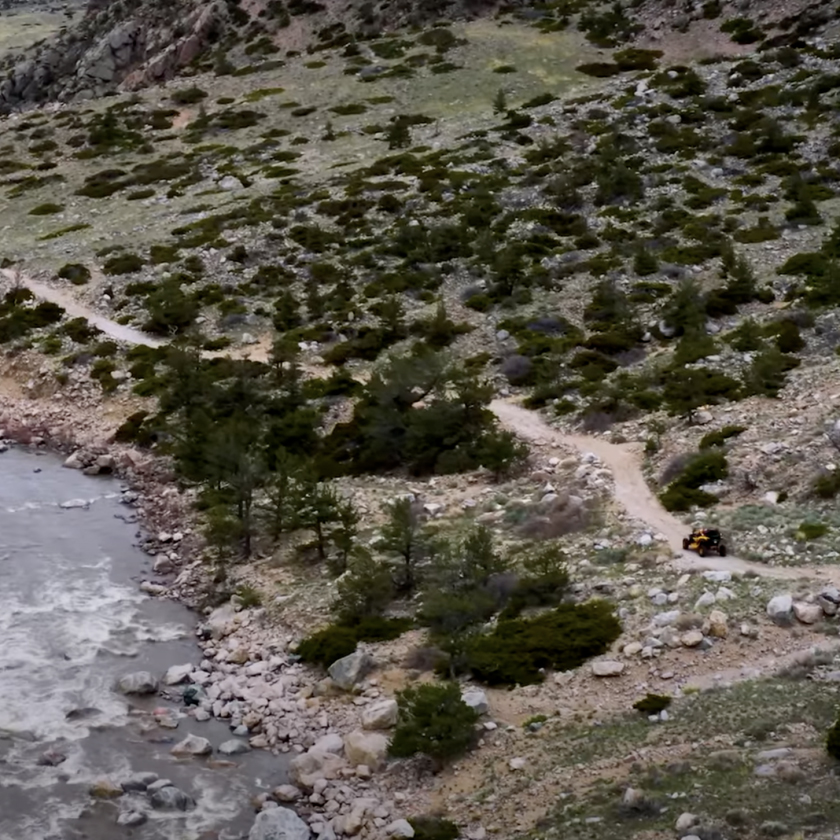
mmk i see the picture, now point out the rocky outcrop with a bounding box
[0,0,226,112]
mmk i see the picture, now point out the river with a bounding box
[0,446,279,840]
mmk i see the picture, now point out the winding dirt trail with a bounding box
[489,400,840,586]
[5,268,840,586]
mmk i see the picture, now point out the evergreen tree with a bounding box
[334,548,394,624]
[633,245,659,276]
[387,117,412,150]
[379,497,428,594]
[493,88,507,114]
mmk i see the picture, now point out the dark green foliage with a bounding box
[660,450,728,512]
[742,347,800,397]
[827,716,840,760]
[778,252,828,277]
[500,545,570,619]
[143,280,199,335]
[633,694,672,715]
[613,48,662,71]
[103,253,144,275]
[389,682,479,766]
[170,86,208,105]
[720,17,764,44]
[0,290,64,344]
[295,625,358,667]
[114,410,153,446]
[813,470,840,499]
[578,2,642,48]
[29,202,63,215]
[408,817,459,840]
[576,62,621,78]
[463,601,621,687]
[633,246,659,276]
[768,319,805,353]
[798,521,828,540]
[57,263,91,285]
[700,425,746,449]
[61,317,100,344]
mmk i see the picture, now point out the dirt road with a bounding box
[4,268,838,585]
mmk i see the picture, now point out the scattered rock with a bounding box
[273,784,302,803]
[461,688,489,714]
[344,730,389,770]
[794,602,823,625]
[149,785,195,811]
[163,663,192,685]
[249,806,312,840]
[680,630,704,648]
[591,660,625,676]
[171,734,212,757]
[386,819,415,838]
[328,651,373,691]
[89,778,123,799]
[766,594,794,626]
[219,739,251,756]
[117,671,158,695]
[117,811,148,827]
[361,698,399,730]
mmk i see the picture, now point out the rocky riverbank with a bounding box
[0,386,436,840]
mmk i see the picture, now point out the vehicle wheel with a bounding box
[719,544,727,557]
[682,538,690,550]
[698,545,707,557]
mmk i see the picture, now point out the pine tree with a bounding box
[386,117,411,150]
[633,245,659,277]
[380,497,427,594]
[493,87,507,114]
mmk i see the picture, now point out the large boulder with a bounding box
[591,660,625,677]
[361,699,398,730]
[328,650,373,691]
[290,745,347,789]
[149,785,194,811]
[343,730,389,771]
[163,663,193,685]
[207,602,238,639]
[767,594,794,626]
[117,671,158,695]
[461,688,489,714]
[249,806,311,840]
[171,734,212,757]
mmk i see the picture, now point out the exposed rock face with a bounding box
[0,0,226,111]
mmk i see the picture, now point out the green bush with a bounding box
[295,625,358,667]
[29,202,63,216]
[797,521,828,540]
[463,601,621,687]
[576,62,621,78]
[389,682,479,767]
[633,693,672,715]
[113,410,152,445]
[408,817,459,840]
[699,425,746,449]
[57,263,91,285]
[827,716,840,760]
[170,86,208,105]
[660,450,728,512]
[814,471,840,499]
[103,253,145,275]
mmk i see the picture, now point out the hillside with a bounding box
[5,0,840,839]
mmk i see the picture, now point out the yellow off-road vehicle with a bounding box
[683,528,727,557]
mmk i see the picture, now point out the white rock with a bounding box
[361,699,398,730]
[273,785,302,802]
[591,660,625,677]
[794,602,823,625]
[163,664,193,686]
[386,819,415,838]
[461,688,489,715]
[117,672,158,695]
[676,813,698,831]
[680,630,704,648]
[171,734,212,757]
[249,807,311,840]
[694,591,716,609]
[509,757,526,771]
[767,594,793,625]
[343,730,388,770]
[702,570,731,583]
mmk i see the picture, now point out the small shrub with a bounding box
[827,717,840,759]
[408,816,459,840]
[633,694,672,715]
[235,584,262,607]
[113,410,152,445]
[660,450,728,512]
[29,202,64,216]
[797,521,828,541]
[389,682,480,767]
[170,86,208,105]
[576,62,621,78]
[463,601,621,686]
[58,263,91,285]
[814,470,840,499]
[699,425,746,449]
[295,625,357,667]
[103,253,145,275]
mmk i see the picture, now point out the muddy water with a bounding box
[0,447,282,840]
